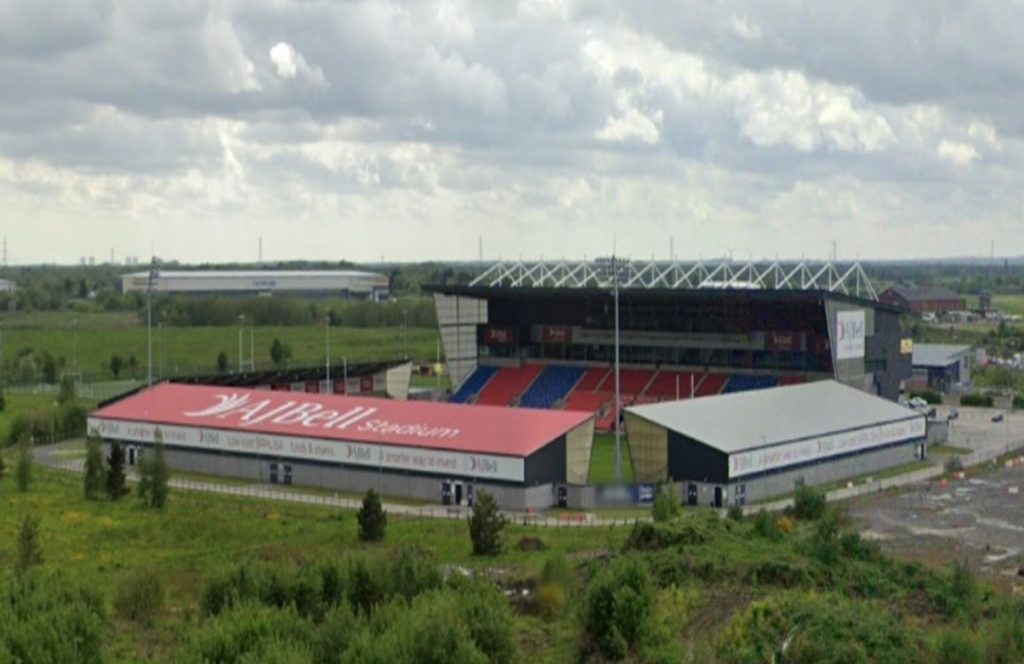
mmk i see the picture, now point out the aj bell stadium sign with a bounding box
[86,393,526,483]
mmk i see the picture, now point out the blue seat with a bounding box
[722,374,779,394]
[450,366,498,403]
[519,366,587,409]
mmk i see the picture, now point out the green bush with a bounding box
[987,602,1024,664]
[15,440,32,492]
[929,627,984,664]
[113,568,166,625]
[652,482,681,522]
[83,437,106,500]
[752,510,782,540]
[932,559,981,620]
[15,515,42,577]
[0,572,106,664]
[468,490,507,556]
[944,455,964,474]
[1013,394,1024,410]
[624,520,711,551]
[386,548,442,602]
[583,557,656,660]
[792,483,827,521]
[717,591,919,663]
[181,603,317,664]
[357,489,387,542]
[451,577,516,664]
[960,393,994,407]
[909,389,942,405]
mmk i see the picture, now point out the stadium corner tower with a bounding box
[429,260,911,403]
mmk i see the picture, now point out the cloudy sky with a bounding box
[0,0,1020,265]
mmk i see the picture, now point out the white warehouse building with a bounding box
[121,270,389,301]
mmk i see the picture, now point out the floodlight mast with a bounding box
[596,256,627,484]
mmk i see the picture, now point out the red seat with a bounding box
[474,365,544,406]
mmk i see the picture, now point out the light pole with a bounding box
[325,316,332,393]
[157,320,163,379]
[146,262,157,389]
[597,256,627,483]
[402,308,408,360]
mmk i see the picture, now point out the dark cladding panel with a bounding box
[666,431,729,484]
[524,436,567,486]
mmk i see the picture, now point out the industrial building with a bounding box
[429,260,913,432]
[88,383,594,510]
[121,270,389,301]
[911,344,972,393]
[879,286,966,317]
[624,380,926,506]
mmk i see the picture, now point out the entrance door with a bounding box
[557,485,568,509]
[128,447,136,466]
[454,482,464,506]
[713,486,723,508]
[269,463,279,484]
[687,483,698,506]
[283,465,293,485]
[441,481,452,505]
[466,484,475,508]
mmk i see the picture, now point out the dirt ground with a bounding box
[849,458,1024,593]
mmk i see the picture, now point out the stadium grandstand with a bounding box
[121,269,389,301]
[428,259,912,431]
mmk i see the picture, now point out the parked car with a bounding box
[992,412,1005,423]
[926,407,937,419]
[947,409,959,421]
[909,397,928,409]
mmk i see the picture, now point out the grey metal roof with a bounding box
[912,344,971,368]
[122,270,385,280]
[625,380,921,455]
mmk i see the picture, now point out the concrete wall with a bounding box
[680,440,922,507]
[116,443,556,511]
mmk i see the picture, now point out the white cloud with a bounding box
[597,106,661,144]
[268,41,327,87]
[936,139,978,166]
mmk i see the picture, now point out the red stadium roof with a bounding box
[90,383,592,458]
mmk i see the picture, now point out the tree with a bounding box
[468,490,507,556]
[106,441,128,500]
[652,481,681,523]
[16,514,43,576]
[127,353,139,378]
[0,388,6,412]
[83,437,106,500]
[0,448,6,480]
[109,353,124,378]
[77,277,88,299]
[15,438,32,492]
[137,431,169,508]
[270,338,284,366]
[357,489,387,541]
[57,374,76,405]
[41,352,57,384]
[216,350,229,373]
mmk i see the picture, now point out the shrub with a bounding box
[137,439,170,508]
[929,628,984,664]
[535,553,573,617]
[933,558,981,620]
[1013,393,1024,411]
[15,440,32,492]
[0,572,106,664]
[944,455,964,475]
[468,490,507,556]
[357,489,387,542]
[987,602,1024,664]
[452,578,516,664]
[717,592,918,663]
[752,510,782,540]
[180,603,317,664]
[961,393,994,408]
[652,482,681,522]
[15,515,42,577]
[386,548,442,602]
[113,568,165,625]
[727,504,744,522]
[106,441,128,500]
[583,557,656,660]
[909,389,942,405]
[0,390,5,412]
[83,437,106,500]
[624,520,711,551]
[776,515,795,535]
[793,483,826,521]
[6,412,47,446]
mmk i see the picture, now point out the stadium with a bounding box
[89,259,921,509]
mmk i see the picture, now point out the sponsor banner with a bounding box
[766,331,801,352]
[728,416,926,479]
[900,338,914,355]
[835,310,866,360]
[541,325,573,344]
[360,375,374,393]
[87,416,525,482]
[482,327,515,344]
[636,484,656,504]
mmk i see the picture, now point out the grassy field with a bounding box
[0,310,439,383]
[0,464,627,661]
[0,392,97,445]
[588,432,635,485]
